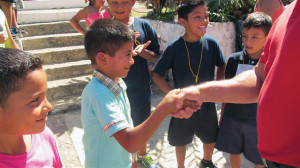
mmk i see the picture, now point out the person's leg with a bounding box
[12,8,18,28]
[176,146,186,168]
[203,143,215,161]
[196,103,219,168]
[168,112,198,168]
[230,154,241,168]
[0,1,13,28]
[256,164,264,168]
[138,142,147,156]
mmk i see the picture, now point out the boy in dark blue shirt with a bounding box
[215,13,272,168]
[152,1,226,167]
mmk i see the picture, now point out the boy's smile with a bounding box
[181,5,209,42]
[242,27,267,59]
[108,0,133,23]
[0,68,52,135]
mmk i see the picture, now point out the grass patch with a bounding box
[141,8,177,22]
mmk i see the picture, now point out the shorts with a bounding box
[168,102,218,146]
[130,102,151,127]
[0,0,16,3]
[215,115,263,165]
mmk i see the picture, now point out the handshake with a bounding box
[158,86,201,119]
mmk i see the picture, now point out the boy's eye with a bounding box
[30,97,39,104]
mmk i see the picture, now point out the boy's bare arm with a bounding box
[180,62,265,104]
[216,64,226,80]
[113,89,199,153]
[151,72,173,94]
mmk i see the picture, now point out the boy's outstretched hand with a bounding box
[159,89,201,119]
[132,40,151,56]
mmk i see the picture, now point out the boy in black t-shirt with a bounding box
[152,1,226,167]
[215,13,272,168]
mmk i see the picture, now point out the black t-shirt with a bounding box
[153,35,225,88]
[123,18,161,110]
[224,50,259,122]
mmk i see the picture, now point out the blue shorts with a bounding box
[215,115,263,165]
[130,102,151,127]
[168,102,218,146]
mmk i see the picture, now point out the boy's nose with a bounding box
[129,56,134,65]
[43,98,53,113]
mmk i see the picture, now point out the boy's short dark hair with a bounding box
[243,12,272,36]
[84,19,135,65]
[178,0,207,20]
[0,48,43,107]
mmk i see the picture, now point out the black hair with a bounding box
[84,19,135,65]
[243,12,272,36]
[0,48,43,107]
[178,0,207,20]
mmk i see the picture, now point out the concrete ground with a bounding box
[47,88,255,168]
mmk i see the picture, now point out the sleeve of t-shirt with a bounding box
[143,20,161,56]
[225,55,239,79]
[152,43,176,77]
[92,94,130,137]
[214,40,226,67]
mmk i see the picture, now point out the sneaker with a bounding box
[11,28,23,38]
[10,28,17,39]
[138,154,159,168]
[200,159,218,168]
[17,27,28,35]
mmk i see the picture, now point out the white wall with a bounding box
[148,20,236,60]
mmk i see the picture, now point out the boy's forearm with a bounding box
[114,102,168,153]
[139,49,160,63]
[216,64,226,80]
[151,72,172,94]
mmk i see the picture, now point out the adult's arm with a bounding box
[181,61,265,104]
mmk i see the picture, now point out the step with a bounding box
[19,21,86,37]
[47,75,91,102]
[18,8,82,24]
[29,46,87,65]
[22,33,83,50]
[50,95,82,114]
[44,60,93,81]
[22,0,85,11]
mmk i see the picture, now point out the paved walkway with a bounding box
[47,88,255,168]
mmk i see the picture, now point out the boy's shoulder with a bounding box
[228,51,244,60]
[203,35,220,45]
[82,78,108,99]
[134,17,151,25]
[167,37,184,48]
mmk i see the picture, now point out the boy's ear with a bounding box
[95,52,108,65]
[179,18,187,27]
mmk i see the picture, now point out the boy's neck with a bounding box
[95,68,120,83]
[115,16,133,25]
[183,33,203,43]
[248,50,263,60]
[0,134,31,154]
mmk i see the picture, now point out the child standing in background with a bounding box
[70,0,111,35]
[152,1,226,167]
[215,13,272,168]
